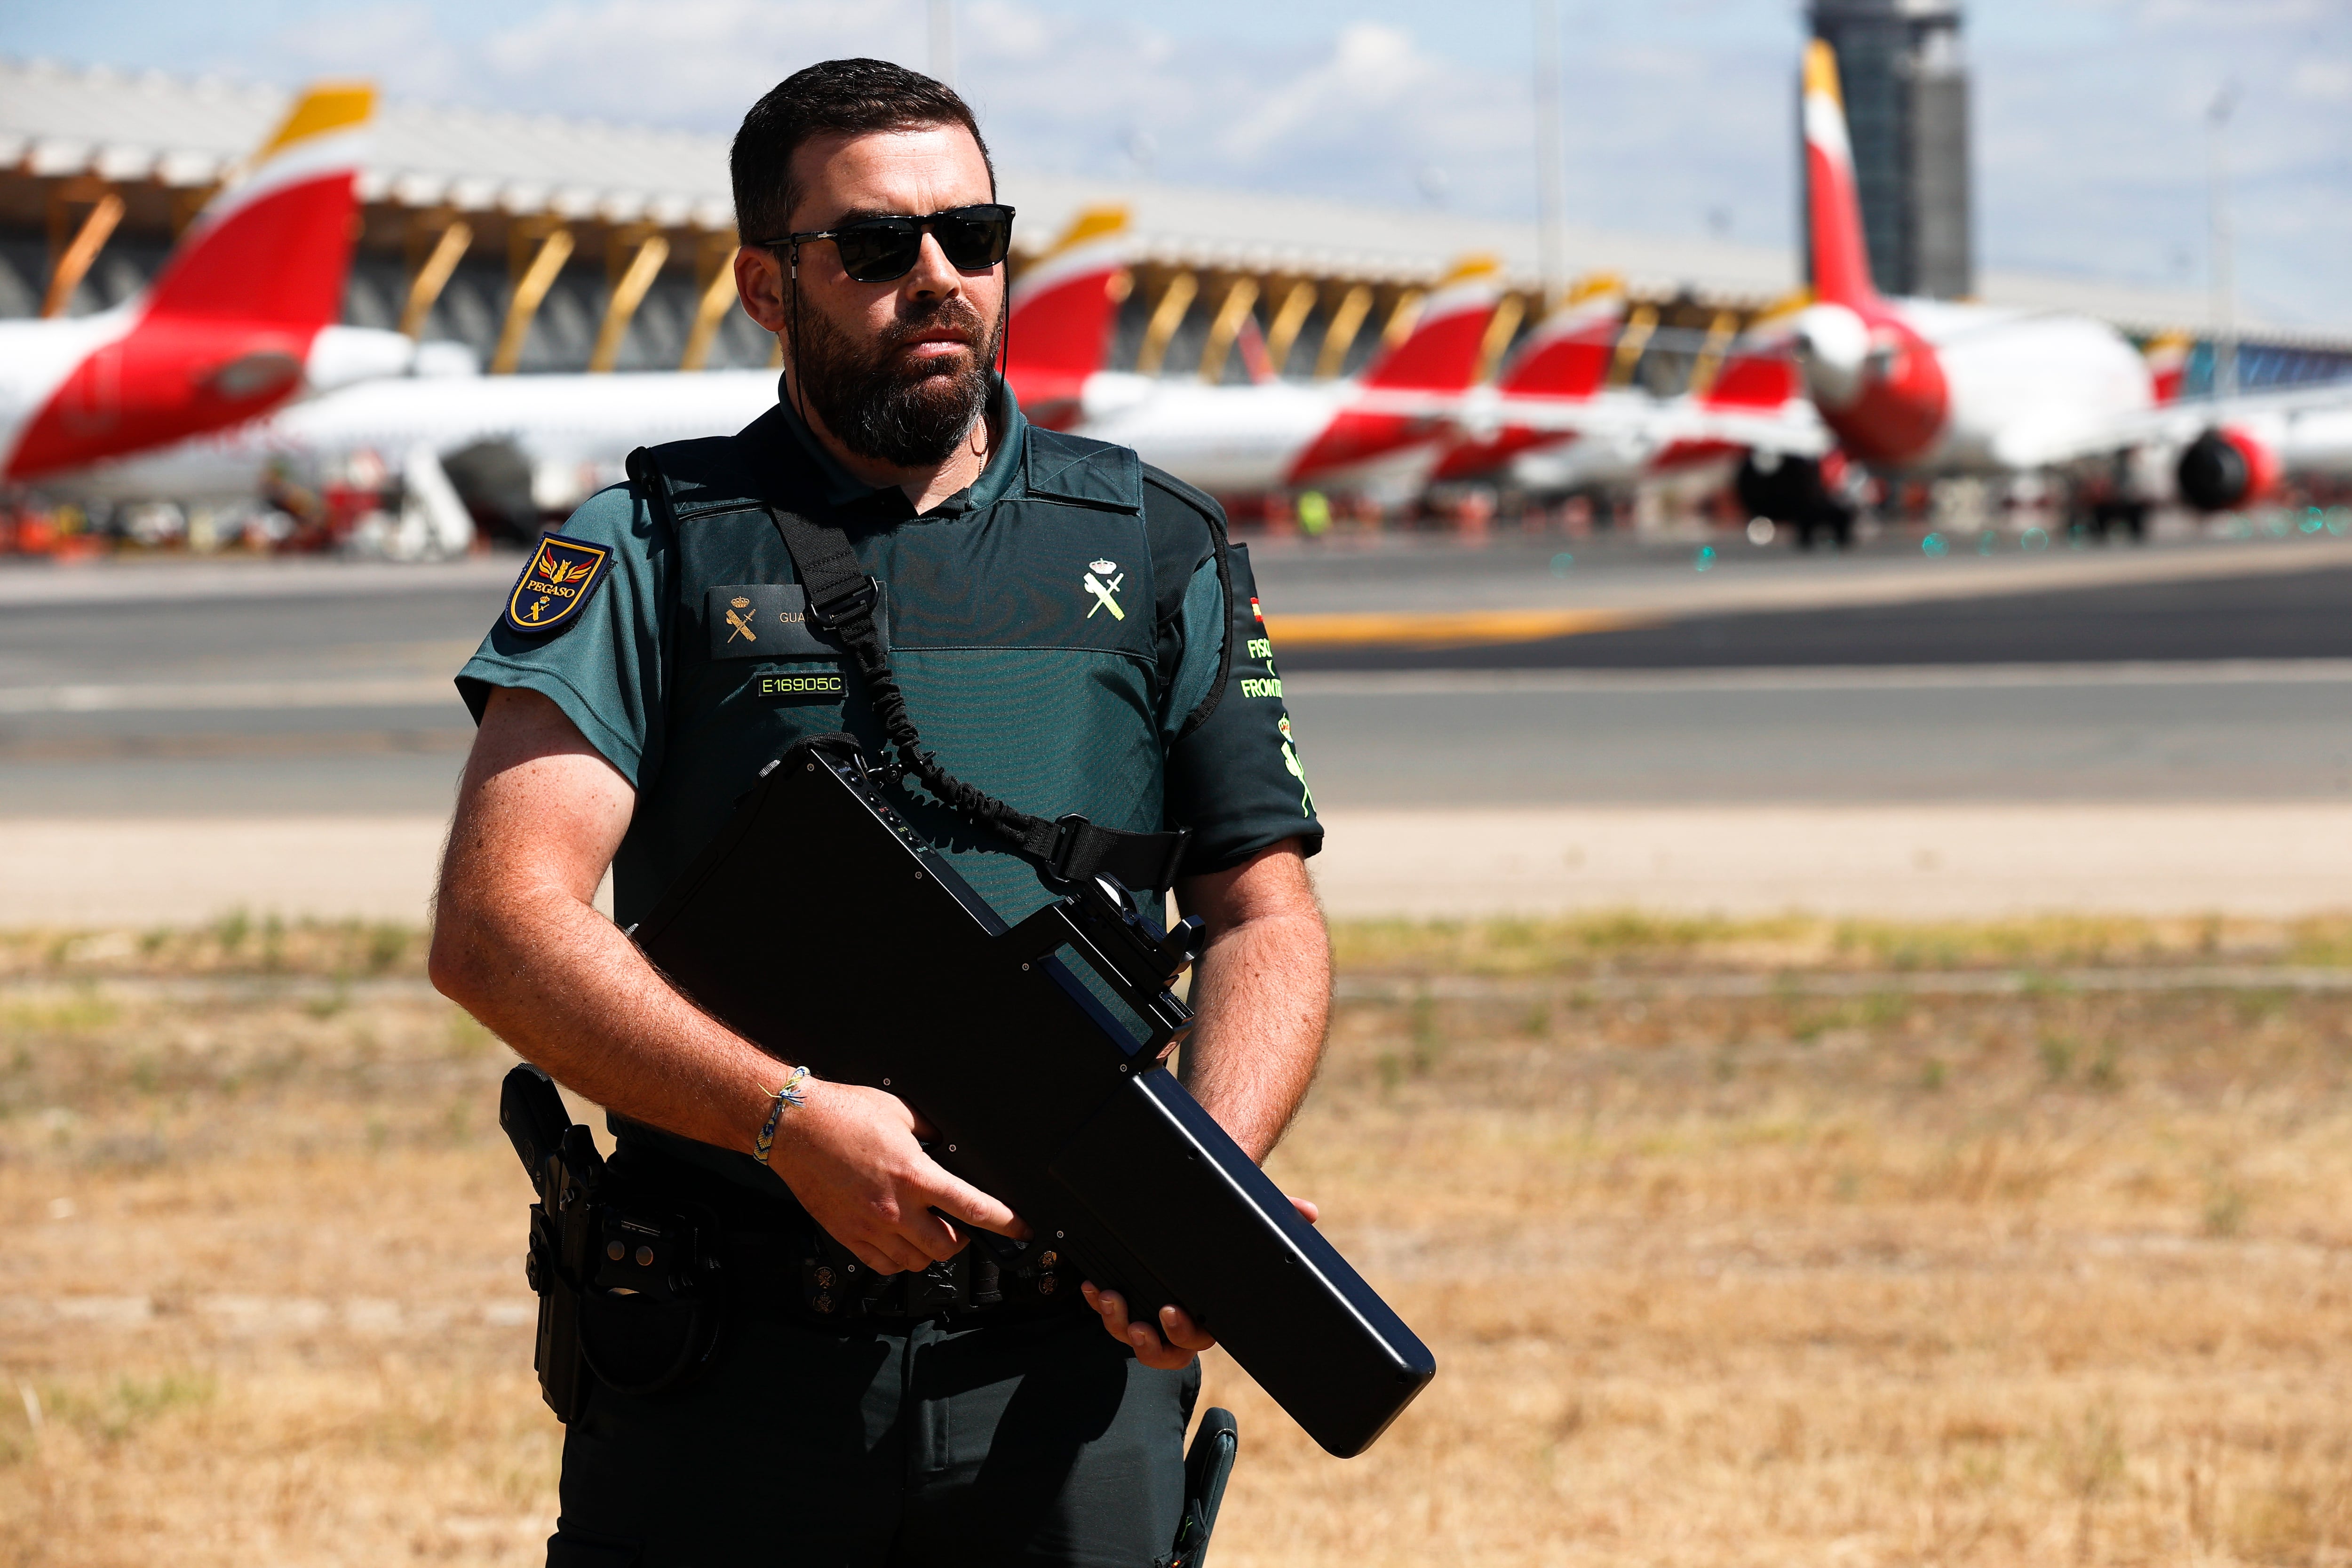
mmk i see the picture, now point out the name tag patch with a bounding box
[708,584,890,660]
[504,535,612,635]
[755,670,847,703]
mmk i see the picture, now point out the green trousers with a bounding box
[545,1298,1200,1568]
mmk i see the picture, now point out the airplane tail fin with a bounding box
[2143,331,2192,405]
[1494,273,1626,399]
[1359,255,1502,391]
[1005,206,1130,416]
[1700,292,1808,410]
[140,82,375,329]
[1801,40,1878,310]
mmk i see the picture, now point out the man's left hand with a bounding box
[1081,1197,1319,1370]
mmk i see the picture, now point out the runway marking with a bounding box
[0,677,458,714]
[0,555,522,608]
[1284,659,2352,697]
[10,659,2348,714]
[1266,608,1657,648]
[1338,967,2352,1003]
[0,729,470,763]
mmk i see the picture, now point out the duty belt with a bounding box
[610,1145,1078,1329]
[723,1224,1077,1327]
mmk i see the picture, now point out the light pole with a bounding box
[2207,86,2236,400]
[1533,0,1568,309]
[931,0,957,88]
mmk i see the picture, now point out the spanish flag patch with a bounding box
[504,535,612,635]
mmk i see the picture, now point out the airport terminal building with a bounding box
[4,57,2347,409]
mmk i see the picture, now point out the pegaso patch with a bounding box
[504,536,612,635]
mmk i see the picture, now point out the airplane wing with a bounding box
[1986,378,2352,472]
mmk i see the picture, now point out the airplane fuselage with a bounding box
[61,370,784,509]
[1793,296,2154,474]
[1075,373,1461,498]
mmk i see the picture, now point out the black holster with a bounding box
[503,1065,725,1421]
[1165,1408,1239,1568]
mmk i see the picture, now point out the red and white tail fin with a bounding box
[1284,256,1501,486]
[1234,312,1275,385]
[144,83,375,329]
[1494,273,1626,400]
[1005,206,1129,422]
[1426,275,1629,483]
[1802,39,1878,310]
[1359,255,1502,391]
[2143,331,2191,405]
[4,83,373,481]
[1700,292,1807,411]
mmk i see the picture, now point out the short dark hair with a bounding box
[731,58,995,244]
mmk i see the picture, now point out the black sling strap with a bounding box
[763,502,1192,894]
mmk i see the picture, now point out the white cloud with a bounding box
[2289,59,2352,100]
[157,0,2352,328]
[1217,24,1433,161]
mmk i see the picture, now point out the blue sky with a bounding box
[8,0,2350,327]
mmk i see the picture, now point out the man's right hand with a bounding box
[430,688,1026,1278]
[769,1078,1028,1275]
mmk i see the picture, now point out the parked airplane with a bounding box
[1788,40,2157,479]
[0,83,413,484]
[1428,278,1628,484]
[1782,37,2352,525]
[1431,278,1825,496]
[65,228,1502,527]
[53,206,1138,547]
[2172,398,2352,512]
[1002,205,1132,430]
[1075,256,1507,497]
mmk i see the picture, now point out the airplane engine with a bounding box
[1790,304,1869,409]
[440,439,540,542]
[303,326,420,395]
[1791,304,1947,466]
[2177,426,2280,513]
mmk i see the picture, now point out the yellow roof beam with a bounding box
[589,230,671,373]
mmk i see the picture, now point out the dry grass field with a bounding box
[8,913,2352,1565]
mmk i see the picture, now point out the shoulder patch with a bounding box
[504,535,612,635]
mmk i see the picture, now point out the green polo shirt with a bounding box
[457,388,1319,938]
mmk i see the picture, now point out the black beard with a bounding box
[790,292,1001,470]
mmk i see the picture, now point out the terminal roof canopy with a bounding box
[0,54,2310,343]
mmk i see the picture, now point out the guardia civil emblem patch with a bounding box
[1081,558,1125,621]
[505,535,612,635]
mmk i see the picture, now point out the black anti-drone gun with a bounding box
[628,735,1435,1458]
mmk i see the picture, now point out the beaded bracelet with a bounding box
[751,1066,812,1166]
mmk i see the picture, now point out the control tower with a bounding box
[1805,0,1973,300]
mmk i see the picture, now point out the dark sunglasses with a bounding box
[760,203,1016,284]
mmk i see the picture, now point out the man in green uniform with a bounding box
[430,58,1328,1568]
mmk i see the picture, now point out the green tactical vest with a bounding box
[609,402,1236,936]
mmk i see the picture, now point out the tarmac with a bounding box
[8,800,2351,927]
[2,525,2347,927]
